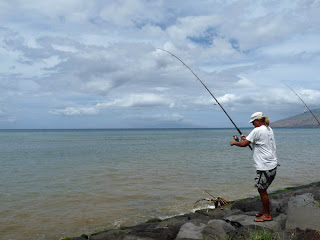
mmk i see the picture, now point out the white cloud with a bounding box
[1,0,320,128]
[256,34,320,59]
[152,113,184,122]
[50,106,99,116]
[97,93,175,108]
[167,15,220,42]
[194,96,216,106]
[235,76,256,88]
[0,108,16,122]
[293,89,320,105]
[51,44,78,53]
[99,0,164,27]
[17,0,91,20]
[211,37,238,56]
[154,87,170,92]
[81,79,114,95]
[217,94,238,105]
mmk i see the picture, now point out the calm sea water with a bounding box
[1,128,319,240]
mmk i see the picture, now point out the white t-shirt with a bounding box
[246,125,277,171]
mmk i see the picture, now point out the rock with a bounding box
[69,237,88,240]
[285,193,320,231]
[174,222,206,240]
[67,182,320,240]
[223,212,287,231]
[89,215,190,240]
[89,229,132,240]
[286,207,320,231]
[291,228,320,240]
[146,218,163,224]
[202,219,235,240]
[288,193,315,208]
[231,197,261,213]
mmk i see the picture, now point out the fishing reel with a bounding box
[233,135,239,142]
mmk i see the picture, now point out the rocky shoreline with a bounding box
[66,182,320,240]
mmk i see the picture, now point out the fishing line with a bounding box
[283,82,320,126]
[158,48,252,150]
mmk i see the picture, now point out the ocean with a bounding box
[1,128,319,240]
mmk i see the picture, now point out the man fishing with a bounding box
[230,112,277,222]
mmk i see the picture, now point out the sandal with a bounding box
[255,212,263,217]
[254,216,272,222]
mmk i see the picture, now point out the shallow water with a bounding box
[0,128,319,240]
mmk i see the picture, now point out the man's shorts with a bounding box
[254,167,277,190]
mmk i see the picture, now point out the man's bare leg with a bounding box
[254,189,272,222]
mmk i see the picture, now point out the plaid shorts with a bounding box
[254,167,277,190]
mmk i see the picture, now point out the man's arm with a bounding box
[230,139,251,147]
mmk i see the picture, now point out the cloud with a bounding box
[217,94,238,105]
[0,108,16,122]
[167,15,220,43]
[99,0,163,27]
[50,93,176,117]
[132,112,184,122]
[289,88,320,106]
[235,76,256,88]
[97,93,175,108]
[1,0,320,128]
[154,113,184,122]
[50,106,99,116]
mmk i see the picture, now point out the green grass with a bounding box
[246,229,280,240]
[240,181,320,201]
[269,181,320,196]
[226,228,283,240]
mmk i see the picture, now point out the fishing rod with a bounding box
[283,82,320,126]
[158,48,252,150]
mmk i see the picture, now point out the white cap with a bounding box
[249,112,264,123]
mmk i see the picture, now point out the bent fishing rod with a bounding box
[283,82,320,126]
[158,48,252,150]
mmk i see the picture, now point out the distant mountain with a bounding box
[271,109,320,127]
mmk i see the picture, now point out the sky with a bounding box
[1,0,320,129]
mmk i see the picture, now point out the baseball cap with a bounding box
[249,112,264,123]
